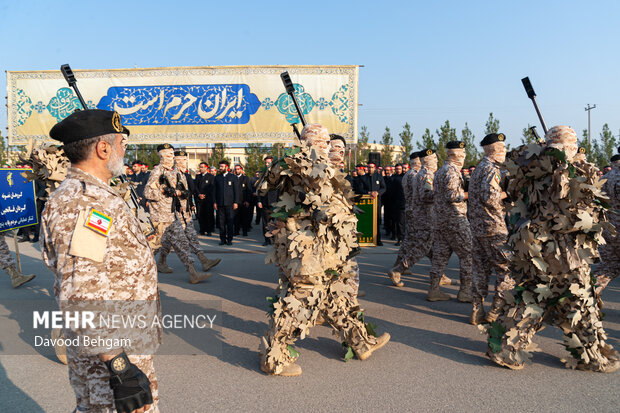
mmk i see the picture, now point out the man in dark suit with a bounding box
[233,164,252,236]
[194,162,215,235]
[213,160,239,245]
[362,162,386,246]
[388,163,406,245]
[352,164,368,195]
[258,156,278,245]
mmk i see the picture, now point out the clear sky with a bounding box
[1,0,618,148]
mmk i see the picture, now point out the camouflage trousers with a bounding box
[183,221,203,256]
[488,268,618,371]
[260,274,377,374]
[0,235,15,270]
[394,211,416,266]
[396,227,433,271]
[66,345,159,412]
[429,218,472,285]
[472,234,514,300]
[595,231,619,293]
[157,220,194,267]
[346,259,360,297]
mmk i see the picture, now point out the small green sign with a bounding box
[355,195,377,246]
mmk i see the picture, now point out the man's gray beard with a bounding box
[107,147,125,177]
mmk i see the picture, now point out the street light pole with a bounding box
[585,104,596,147]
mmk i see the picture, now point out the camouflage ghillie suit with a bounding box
[595,163,619,293]
[469,155,513,320]
[41,167,161,411]
[259,125,387,376]
[485,139,619,372]
[429,159,472,300]
[144,165,195,268]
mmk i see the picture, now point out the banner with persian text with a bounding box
[7,65,358,145]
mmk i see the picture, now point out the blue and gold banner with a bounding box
[7,65,359,145]
[0,169,38,232]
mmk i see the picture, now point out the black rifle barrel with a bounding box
[521,77,548,135]
[280,72,306,127]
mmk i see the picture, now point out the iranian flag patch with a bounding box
[85,209,112,236]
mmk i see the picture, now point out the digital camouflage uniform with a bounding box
[144,165,195,268]
[485,143,619,372]
[469,156,513,306]
[399,167,435,270]
[595,165,619,293]
[259,126,386,375]
[394,168,418,266]
[41,167,161,411]
[429,160,472,298]
[0,235,15,269]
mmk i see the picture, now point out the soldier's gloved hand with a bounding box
[106,353,153,413]
[163,187,176,197]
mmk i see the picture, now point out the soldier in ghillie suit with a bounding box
[485,125,619,373]
[594,147,619,295]
[258,124,389,377]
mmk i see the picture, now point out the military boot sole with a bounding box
[157,263,173,274]
[486,350,524,370]
[12,274,35,288]
[202,258,221,272]
[387,270,404,287]
[261,362,302,377]
[357,332,391,361]
[426,290,451,302]
[189,272,212,284]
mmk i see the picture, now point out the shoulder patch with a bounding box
[85,209,113,236]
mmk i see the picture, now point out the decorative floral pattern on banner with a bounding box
[47,88,83,122]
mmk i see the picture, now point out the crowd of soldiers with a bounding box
[2,106,618,411]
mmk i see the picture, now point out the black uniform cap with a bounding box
[174,150,187,157]
[419,148,436,158]
[409,151,420,160]
[131,160,142,166]
[578,147,587,155]
[329,134,347,145]
[480,133,506,147]
[611,154,620,162]
[446,141,465,149]
[157,143,174,152]
[49,109,127,143]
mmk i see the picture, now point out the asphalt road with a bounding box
[1,226,618,412]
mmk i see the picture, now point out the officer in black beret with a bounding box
[43,109,161,412]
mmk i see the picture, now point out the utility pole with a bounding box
[585,104,596,147]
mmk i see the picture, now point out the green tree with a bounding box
[484,112,500,134]
[461,122,480,167]
[435,120,457,165]
[354,125,371,166]
[597,123,617,167]
[521,124,539,144]
[212,143,229,164]
[244,143,267,176]
[0,132,8,166]
[380,127,394,166]
[125,144,161,168]
[416,128,435,151]
[399,123,414,163]
[577,128,597,164]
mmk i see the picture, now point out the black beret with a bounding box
[611,154,620,162]
[122,126,130,136]
[419,148,436,158]
[480,133,506,146]
[174,150,187,157]
[409,151,420,160]
[157,143,174,152]
[446,141,465,149]
[578,147,587,155]
[49,109,126,143]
